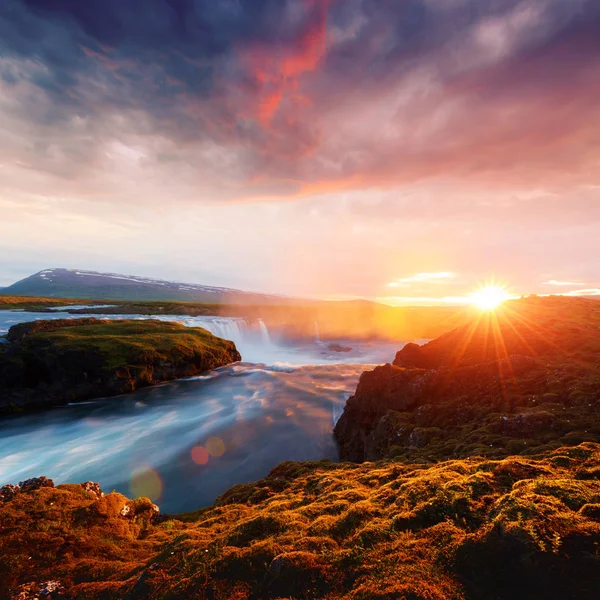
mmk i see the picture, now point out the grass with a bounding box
[1,444,600,599]
[0,319,241,412]
[0,296,102,309]
[18,319,238,369]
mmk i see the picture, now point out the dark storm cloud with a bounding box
[0,0,599,198]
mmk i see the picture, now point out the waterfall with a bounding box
[193,317,248,349]
[314,321,321,343]
[187,316,276,363]
[258,319,272,346]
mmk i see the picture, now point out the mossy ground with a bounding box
[16,319,239,369]
[2,444,600,599]
[0,319,241,412]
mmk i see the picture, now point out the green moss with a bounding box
[0,318,240,412]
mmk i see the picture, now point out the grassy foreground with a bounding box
[0,319,241,413]
[1,443,600,599]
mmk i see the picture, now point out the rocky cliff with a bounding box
[334,296,600,462]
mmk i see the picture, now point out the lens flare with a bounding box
[130,466,163,501]
[470,284,510,311]
[206,437,226,457]
[191,445,209,465]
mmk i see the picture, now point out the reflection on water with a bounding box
[0,310,407,513]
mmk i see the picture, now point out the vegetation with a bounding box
[3,295,600,598]
[335,296,600,462]
[1,294,468,342]
[0,296,106,310]
[2,443,600,599]
[0,319,241,413]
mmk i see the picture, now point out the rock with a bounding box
[1,477,55,502]
[394,342,428,368]
[0,484,20,502]
[334,364,431,462]
[19,477,55,494]
[80,481,104,500]
[120,498,161,523]
[327,343,352,353]
[11,581,65,599]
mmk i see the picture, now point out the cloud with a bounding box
[563,289,600,297]
[388,272,455,287]
[544,280,585,286]
[0,0,599,203]
[1,0,600,298]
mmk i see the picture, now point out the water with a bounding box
[0,309,407,512]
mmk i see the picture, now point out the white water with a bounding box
[0,309,406,512]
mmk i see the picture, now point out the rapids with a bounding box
[0,310,409,512]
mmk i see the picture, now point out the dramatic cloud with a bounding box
[1,0,599,298]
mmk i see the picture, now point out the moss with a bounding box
[226,515,287,547]
[0,319,240,412]
[3,444,600,598]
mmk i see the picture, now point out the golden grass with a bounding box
[2,444,600,599]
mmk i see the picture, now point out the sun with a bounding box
[470,284,510,311]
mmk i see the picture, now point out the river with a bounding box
[0,310,408,512]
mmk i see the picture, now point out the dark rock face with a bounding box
[334,364,432,461]
[0,319,241,414]
[335,297,600,463]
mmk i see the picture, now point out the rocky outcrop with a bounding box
[0,478,107,504]
[335,297,600,462]
[0,319,241,414]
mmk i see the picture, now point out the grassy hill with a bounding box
[335,296,600,462]
[0,319,240,413]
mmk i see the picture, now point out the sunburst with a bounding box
[470,284,510,311]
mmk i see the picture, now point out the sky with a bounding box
[0,0,599,303]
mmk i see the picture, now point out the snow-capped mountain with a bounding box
[1,269,291,304]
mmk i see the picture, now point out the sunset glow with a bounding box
[0,0,598,301]
[470,285,511,311]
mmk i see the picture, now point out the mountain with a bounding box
[0,268,293,305]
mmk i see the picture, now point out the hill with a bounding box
[0,269,292,305]
[0,319,240,413]
[334,296,600,462]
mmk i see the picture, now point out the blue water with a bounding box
[0,310,404,512]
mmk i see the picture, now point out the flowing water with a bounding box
[0,310,409,512]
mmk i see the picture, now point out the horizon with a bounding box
[2,265,599,307]
[1,0,600,303]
